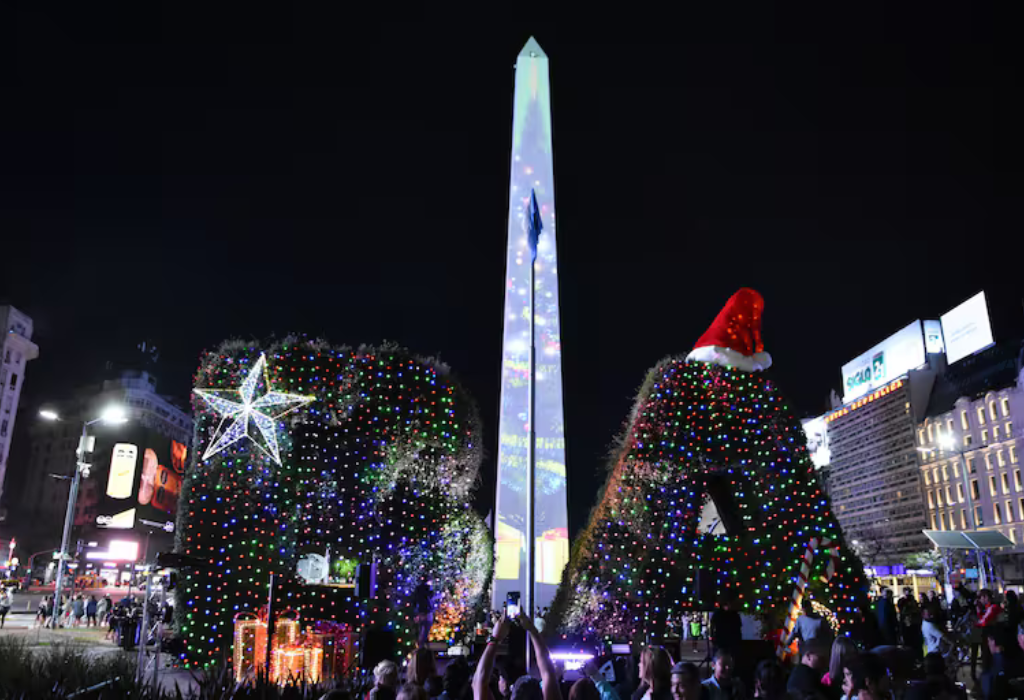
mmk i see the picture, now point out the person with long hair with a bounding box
[843,656,889,700]
[633,646,673,700]
[825,638,860,690]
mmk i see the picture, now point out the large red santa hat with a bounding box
[686,288,773,372]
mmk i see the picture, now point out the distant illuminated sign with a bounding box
[827,378,905,423]
[924,320,945,354]
[801,416,831,469]
[841,321,925,404]
[941,291,995,364]
[85,540,139,561]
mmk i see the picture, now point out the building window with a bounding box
[942,465,949,481]
[934,469,940,484]
[990,475,998,496]
[961,510,968,529]
[994,425,1001,440]
[8,374,16,390]
[979,407,987,425]
[991,401,999,421]
[937,489,945,506]
[976,506,985,526]
[953,460,961,478]
[994,504,1003,525]
[928,490,935,507]
[969,458,977,474]
[986,453,994,470]
[1020,498,1024,521]
[1003,473,1011,494]
[948,418,955,434]
[1012,446,1019,464]
[999,450,1007,467]
[928,424,934,441]
[919,429,926,446]
[947,485,954,505]
[1016,470,1022,491]
[1007,501,1015,523]
[1012,529,1018,544]
[0,419,7,437]
[924,470,931,486]
[958,483,965,503]
[983,430,989,444]
[931,513,938,530]
[1002,397,1011,416]
[972,480,981,500]
[1008,421,1014,437]
[939,512,947,530]
[966,434,974,446]
[962,410,970,430]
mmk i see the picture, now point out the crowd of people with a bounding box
[324,584,1024,700]
[30,590,171,649]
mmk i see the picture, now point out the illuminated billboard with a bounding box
[94,427,187,533]
[801,416,830,470]
[923,320,945,355]
[841,320,926,404]
[941,291,995,365]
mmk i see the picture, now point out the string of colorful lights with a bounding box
[550,357,868,641]
[177,338,492,667]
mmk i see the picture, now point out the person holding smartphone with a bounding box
[473,611,563,700]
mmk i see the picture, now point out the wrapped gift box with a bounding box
[536,527,569,584]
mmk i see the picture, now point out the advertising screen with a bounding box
[841,320,926,404]
[94,426,187,533]
[923,320,945,355]
[801,416,830,470]
[941,291,995,365]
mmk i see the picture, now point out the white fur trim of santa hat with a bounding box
[685,345,773,372]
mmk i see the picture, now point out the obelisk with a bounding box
[492,37,569,615]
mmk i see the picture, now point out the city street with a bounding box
[2,585,142,620]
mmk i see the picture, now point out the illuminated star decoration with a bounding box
[193,354,314,465]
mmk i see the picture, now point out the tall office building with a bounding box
[826,369,936,564]
[0,305,39,504]
[492,37,570,611]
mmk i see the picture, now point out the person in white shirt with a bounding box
[921,605,953,655]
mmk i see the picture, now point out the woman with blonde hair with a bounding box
[632,646,673,700]
[371,660,400,700]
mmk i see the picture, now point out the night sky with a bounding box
[2,7,1018,535]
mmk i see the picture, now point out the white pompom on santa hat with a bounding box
[686,287,773,372]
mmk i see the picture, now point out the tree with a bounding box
[551,289,869,641]
[176,338,491,667]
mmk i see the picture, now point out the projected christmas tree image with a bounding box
[552,289,868,647]
[177,339,491,670]
[493,36,569,614]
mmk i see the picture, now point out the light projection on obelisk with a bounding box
[492,37,569,612]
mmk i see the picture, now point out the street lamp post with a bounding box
[40,405,127,628]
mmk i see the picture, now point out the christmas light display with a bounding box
[551,290,869,641]
[179,339,492,668]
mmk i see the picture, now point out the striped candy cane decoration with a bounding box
[776,536,840,658]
